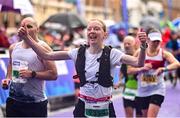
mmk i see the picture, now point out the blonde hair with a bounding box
[89,19,107,32]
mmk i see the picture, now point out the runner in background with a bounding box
[166,31,180,87]
[0,26,10,48]
[114,35,138,117]
[129,27,180,117]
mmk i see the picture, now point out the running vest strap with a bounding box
[121,64,137,89]
[75,45,113,87]
[121,64,137,83]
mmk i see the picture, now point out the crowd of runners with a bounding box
[1,16,180,117]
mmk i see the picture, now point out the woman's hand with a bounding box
[137,33,147,44]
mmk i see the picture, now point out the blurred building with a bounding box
[0,12,21,28]
[0,0,122,28]
[162,0,180,20]
[127,0,146,27]
[32,0,122,25]
[1,0,180,29]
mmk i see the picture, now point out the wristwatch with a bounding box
[31,71,36,78]
[140,43,148,50]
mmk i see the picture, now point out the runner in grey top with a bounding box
[10,41,48,102]
[1,17,57,117]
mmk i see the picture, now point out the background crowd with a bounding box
[1,15,180,85]
[0,0,180,117]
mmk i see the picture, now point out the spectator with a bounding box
[0,26,10,48]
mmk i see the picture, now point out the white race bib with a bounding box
[123,88,137,101]
[141,73,158,87]
[85,101,110,118]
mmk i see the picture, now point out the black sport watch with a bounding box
[31,71,36,78]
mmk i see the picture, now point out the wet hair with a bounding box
[146,27,161,35]
[89,19,107,32]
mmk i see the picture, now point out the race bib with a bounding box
[141,73,158,87]
[123,88,137,101]
[85,101,109,118]
[12,60,28,83]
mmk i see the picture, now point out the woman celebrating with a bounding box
[18,18,147,117]
[129,27,179,117]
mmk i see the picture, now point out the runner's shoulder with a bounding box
[9,42,21,52]
[38,40,53,51]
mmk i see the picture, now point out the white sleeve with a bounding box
[68,48,79,62]
[110,48,125,66]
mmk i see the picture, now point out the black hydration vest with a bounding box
[75,45,113,87]
[120,64,137,83]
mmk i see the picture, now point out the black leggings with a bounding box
[6,97,48,117]
[73,99,116,117]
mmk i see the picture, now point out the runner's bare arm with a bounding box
[123,50,151,74]
[27,36,71,60]
[1,44,15,87]
[18,26,71,60]
[162,51,179,71]
[154,51,179,75]
[127,63,152,74]
[6,44,16,80]
[31,43,58,80]
[121,48,146,67]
